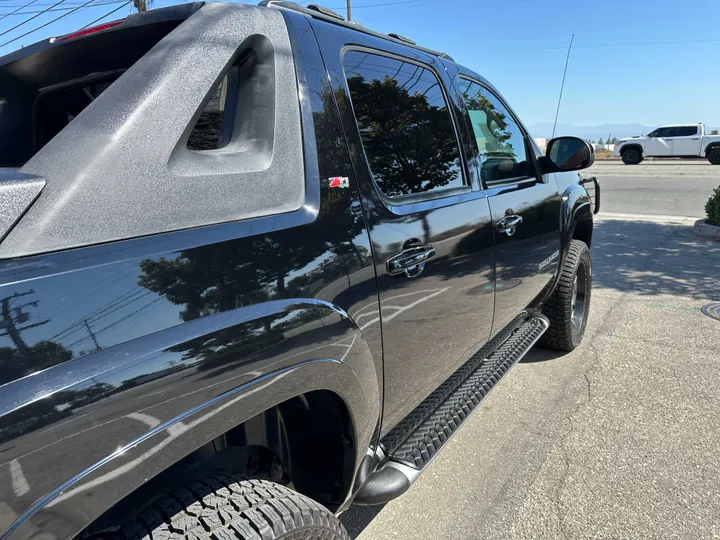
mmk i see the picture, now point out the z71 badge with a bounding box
[328,176,350,188]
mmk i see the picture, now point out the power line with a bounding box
[0,0,121,17]
[1,0,98,47]
[0,0,42,21]
[485,37,720,53]
[0,0,67,39]
[79,0,129,27]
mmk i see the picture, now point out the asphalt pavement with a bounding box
[585,160,719,217]
[342,161,720,539]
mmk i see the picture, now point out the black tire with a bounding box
[539,239,591,351]
[708,147,720,165]
[111,475,350,540]
[621,148,642,165]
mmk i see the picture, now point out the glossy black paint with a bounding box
[0,11,380,540]
[311,21,496,432]
[0,6,597,540]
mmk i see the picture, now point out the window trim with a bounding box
[457,75,538,189]
[340,45,471,206]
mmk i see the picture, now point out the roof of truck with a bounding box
[0,1,453,68]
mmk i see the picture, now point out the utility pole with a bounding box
[0,290,49,354]
[83,319,101,351]
[346,0,351,21]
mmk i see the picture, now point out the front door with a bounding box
[645,127,676,156]
[327,43,496,432]
[671,125,702,156]
[456,76,562,336]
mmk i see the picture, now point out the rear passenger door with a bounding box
[670,125,701,156]
[453,75,562,336]
[312,23,496,433]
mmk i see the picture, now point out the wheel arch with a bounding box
[1,300,380,540]
[705,142,720,155]
[620,143,643,156]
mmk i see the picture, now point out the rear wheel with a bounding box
[539,239,592,352]
[109,475,350,540]
[621,148,642,164]
[708,147,720,165]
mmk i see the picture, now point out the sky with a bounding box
[1,0,719,128]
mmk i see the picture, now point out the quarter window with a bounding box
[343,51,464,198]
[459,79,531,184]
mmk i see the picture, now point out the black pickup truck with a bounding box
[0,3,600,539]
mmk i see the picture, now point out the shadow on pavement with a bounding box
[591,218,720,299]
[340,504,386,538]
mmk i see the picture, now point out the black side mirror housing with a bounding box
[540,136,595,173]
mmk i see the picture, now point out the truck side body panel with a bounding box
[0,9,381,540]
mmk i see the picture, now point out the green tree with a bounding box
[711,129,719,135]
[597,137,604,145]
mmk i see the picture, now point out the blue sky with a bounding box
[1,0,719,128]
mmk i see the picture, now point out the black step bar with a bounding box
[354,311,550,505]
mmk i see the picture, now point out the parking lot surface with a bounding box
[586,160,718,217]
[343,207,720,538]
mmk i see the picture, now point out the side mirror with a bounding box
[542,136,595,172]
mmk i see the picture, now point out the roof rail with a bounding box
[259,0,455,62]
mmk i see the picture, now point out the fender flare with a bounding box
[705,142,720,155]
[540,183,593,303]
[618,143,643,155]
[1,299,380,540]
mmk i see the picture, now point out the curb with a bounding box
[693,219,720,240]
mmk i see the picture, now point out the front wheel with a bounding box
[708,148,720,165]
[109,475,350,540]
[539,240,592,351]
[621,148,642,164]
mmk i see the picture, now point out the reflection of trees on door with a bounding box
[462,87,514,155]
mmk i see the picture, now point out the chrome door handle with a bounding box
[386,245,435,278]
[496,214,523,236]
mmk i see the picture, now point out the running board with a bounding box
[354,312,549,505]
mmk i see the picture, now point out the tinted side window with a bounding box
[459,79,531,184]
[655,127,678,137]
[676,126,698,137]
[343,51,464,198]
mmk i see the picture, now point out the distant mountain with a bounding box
[528,123,655,140]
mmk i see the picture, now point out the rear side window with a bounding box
[459,78,531,184]
[343,50,464,199]
[675,126,698,137]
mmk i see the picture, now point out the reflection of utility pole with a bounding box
[346,0,351,21]
[133,0,147,12]
[0,290,49,354]
[83,319,101,351]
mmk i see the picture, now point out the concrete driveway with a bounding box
[342,211,720,539]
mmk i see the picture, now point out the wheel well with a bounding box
[572,215,593,248]
[80,390,354,537]
[706,143,720,154]
[620,144,642,155]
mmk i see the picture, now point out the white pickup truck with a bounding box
[614,123,720,165]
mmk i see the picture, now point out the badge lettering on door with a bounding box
[328,176,350,188]
[538,250,560,271]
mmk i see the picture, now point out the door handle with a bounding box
[386,244,435,278]
[496,214,523,236]
[691,138,699,140]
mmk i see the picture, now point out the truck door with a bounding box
[645,127,675,156]
[453,75,562,336]
[313,25,496,432]
[671,125,702,156]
